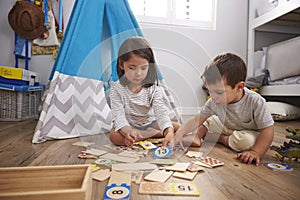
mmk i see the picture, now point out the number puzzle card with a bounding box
[196,156,224,168]
[153,146,172,158]
[264,162,293,171]
[139,182,200,196]
[104,171,131,200]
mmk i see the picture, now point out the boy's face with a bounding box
[205,78,245,105]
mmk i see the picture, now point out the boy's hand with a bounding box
[237,150,260,166]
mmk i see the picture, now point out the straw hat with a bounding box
[8,1,47,40]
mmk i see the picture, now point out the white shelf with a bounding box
[251,0,300,29]
[260,84,300,96]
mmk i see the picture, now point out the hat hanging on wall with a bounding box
[8,1,48,40]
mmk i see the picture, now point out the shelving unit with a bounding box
[247,0,300,97]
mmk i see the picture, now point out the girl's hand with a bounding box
[237,150,260,166]
[124,133,135,146]
[162,128,175,147]
[174,130,185,149]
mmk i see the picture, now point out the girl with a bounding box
[109,37,180,147]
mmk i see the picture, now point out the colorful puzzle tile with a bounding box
[139,141,157,150]
[93,158,116,166]
[104,171,131,200]
[264,162,293,171]
[187,163,205,172]
[153,146,172,158]
[196,156,224,168]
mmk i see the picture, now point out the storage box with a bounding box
[0,164,92,200]
[0,66,40,86]
[0,83,45,121]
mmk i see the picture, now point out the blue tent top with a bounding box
[50,0,162,83]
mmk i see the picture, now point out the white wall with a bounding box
[0,0,248,115]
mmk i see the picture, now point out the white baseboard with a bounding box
[177,107,202,116]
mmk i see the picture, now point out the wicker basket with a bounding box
[0,84,45,121]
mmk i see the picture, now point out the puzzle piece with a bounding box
[153,146,172,158]
[186,150,203,158]
[104,183,130,200]
[139,141,157,150]
[264,162,293,171]
[195,156,224,168]
[104,171,131,200]
[144,169,173,182]
[139,182,200,196]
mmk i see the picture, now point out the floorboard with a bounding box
[0,118,299,200]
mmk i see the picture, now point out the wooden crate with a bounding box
[0,165,92,200]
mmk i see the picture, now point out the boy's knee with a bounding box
[228,130,258,152]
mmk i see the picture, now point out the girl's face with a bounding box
[120,54,149,88]
[206,78,244,105]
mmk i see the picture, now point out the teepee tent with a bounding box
[32,0,181,143]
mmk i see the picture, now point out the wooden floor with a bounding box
[0,118,300,200]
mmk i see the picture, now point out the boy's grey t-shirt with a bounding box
[200,87,274,131]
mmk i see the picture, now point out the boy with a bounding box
[175,53,274,166]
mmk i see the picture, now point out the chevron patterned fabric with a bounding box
[32,72,112,143]
[32,0,181,143]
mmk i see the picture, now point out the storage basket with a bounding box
[0,83,45,121]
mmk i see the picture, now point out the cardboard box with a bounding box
[0,165,92,200]
[0,66,40,86]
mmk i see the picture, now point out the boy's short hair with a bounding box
[202,53,247,88]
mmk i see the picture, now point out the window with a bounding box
[128,0,217,30]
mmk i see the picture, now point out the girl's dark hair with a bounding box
[117,37,158,87]
[201,53,247,88]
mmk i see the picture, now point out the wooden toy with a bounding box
[150,159,176,165]
[0,165,92,200]
[101,153,140,163]
[163,162,190,172]
[93,169,111,181]
[173,171,198,180]
[112,162,157,171]
[186,150,203,158]
[144,169,173,182]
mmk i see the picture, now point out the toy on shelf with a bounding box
[286,127,300,141]
[270,126,300,163]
